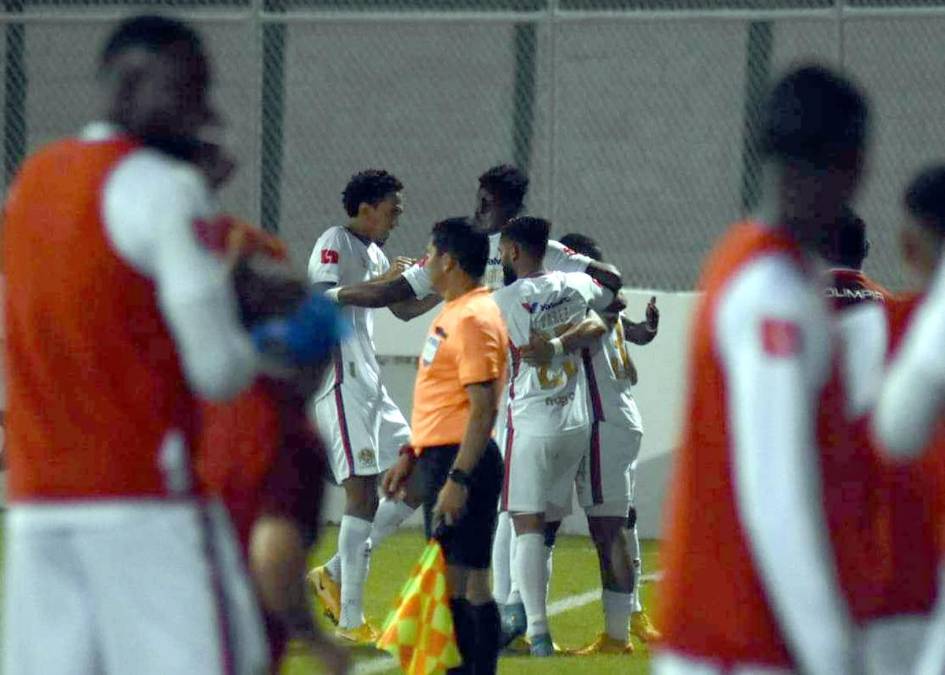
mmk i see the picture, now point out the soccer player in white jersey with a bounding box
[548,232,661,654]
[490,216,614,655]
[306,170,419,643]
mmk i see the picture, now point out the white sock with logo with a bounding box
[491,512,512,605]
[515,533,549,638]
[545,544,554,601]
[338,515,372,629]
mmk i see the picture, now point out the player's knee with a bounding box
[544,521,561,548]
[627,505,637,529]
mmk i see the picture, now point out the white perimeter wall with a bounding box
[321,290,700,539]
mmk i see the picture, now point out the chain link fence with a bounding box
[1,1,943,289]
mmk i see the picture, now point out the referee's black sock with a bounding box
[471,600,501,675]
[448,598,476,675]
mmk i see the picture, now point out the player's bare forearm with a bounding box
[336,275,415,308]
[623,318,657,345]
[389,293,441,321]
[587,261,623,294]
[452,381,499,474]
[562,311,608,353]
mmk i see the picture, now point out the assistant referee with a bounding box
[383,216,508,675]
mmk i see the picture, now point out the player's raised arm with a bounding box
[545,239,623,293]
[873,262,945,457]
[720,263,855,675]
[622,296,660,345]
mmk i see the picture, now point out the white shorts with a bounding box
[2,499,268,675]
[313,384,411,483]
[863,614,928,675]
[652,651,795,675]
[576,421,642,518]
[501,426,589,515]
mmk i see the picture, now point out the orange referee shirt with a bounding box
[411,286,507,450]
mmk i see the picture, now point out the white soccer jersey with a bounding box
[401,233,593,297]
[583,321,644,432]
[492,271,613,436]
[308,225,390,399]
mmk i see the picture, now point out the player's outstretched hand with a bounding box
[382,452,415,499]
[644,295,660,334]
[520,331,554,366]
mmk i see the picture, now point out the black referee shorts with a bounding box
[416,440,503,569]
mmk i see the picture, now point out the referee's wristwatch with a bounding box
[448,468,472,489]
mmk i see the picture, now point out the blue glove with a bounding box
[251,293,348,366]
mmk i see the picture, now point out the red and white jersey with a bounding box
[658,221,873,674]
[824,267,889,310]
[492,271,612,436]
[2,123,256,502]
[583,321,644,432]
[402,233,592,296]
[308,226,390,398]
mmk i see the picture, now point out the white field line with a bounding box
[353,572,662,675]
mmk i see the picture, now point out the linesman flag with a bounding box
[377,539,462,674]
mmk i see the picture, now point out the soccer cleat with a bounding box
[499,602,527,648]
[307,565,341,626]
[529,633,556,657]
[573,632,635,656]
[334,622,380,646]
[505,635,530,654]
[630,610,662,643]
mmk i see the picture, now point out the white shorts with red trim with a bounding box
[502,426,589,514]
[313,384,411,483]
[2,499,268,675]
[575,420,642,518]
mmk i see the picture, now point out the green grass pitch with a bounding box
[283,525,660,674]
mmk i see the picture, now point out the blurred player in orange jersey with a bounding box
[191,143,349,675]
[1,16,341,675]
[867,166,945,675]
[655,65,876,675]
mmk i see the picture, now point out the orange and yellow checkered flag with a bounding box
[377,539,462,674]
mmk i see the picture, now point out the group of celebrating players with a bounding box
[6,9,945,675]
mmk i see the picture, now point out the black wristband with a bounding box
[448,467,472,488]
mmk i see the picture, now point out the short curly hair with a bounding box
[905,165,945,237]
[478,164,529,217]
[342,169,403,217]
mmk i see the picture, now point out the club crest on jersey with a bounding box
[357,447,375,466]
[321,249,340,264]
[761,318,802,357]
[521,302,539,314]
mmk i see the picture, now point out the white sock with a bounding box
[602,589,633,643]
[629,525,643,613]
[507,529,521,605]
[325,553,341,581]
[338,515,372,629]
[368,498,415,551]
[515,533,548,638]
[491,512,512,605]
[544,545,554,601]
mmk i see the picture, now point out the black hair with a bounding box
[501,216,550,260]
[431,217,489,280]
[762,64,869,167]
[342,170,403,218]
[478,164,529,217]
[822,206,869,269]
[101,15,202,68]
[558,232,603,262]
[905,165,945,238]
